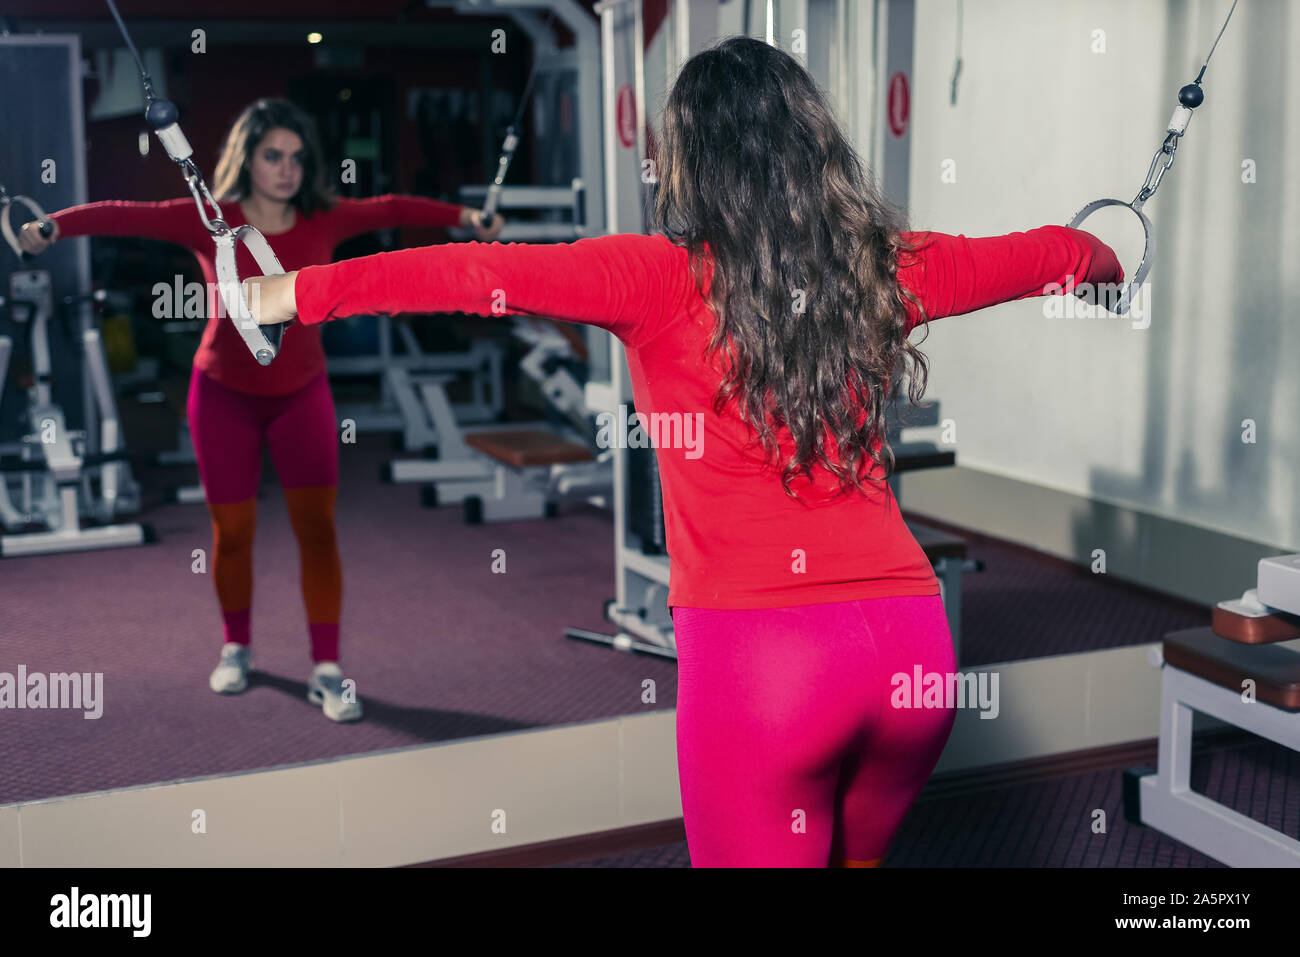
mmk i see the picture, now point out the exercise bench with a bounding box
[455,428,605,524]
[1124,556,1300,866]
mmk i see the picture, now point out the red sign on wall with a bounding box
[887,72,910,137]
[616,83,637,148]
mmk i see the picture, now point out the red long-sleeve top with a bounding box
[295,225,1118,609]
[50,195,464,395]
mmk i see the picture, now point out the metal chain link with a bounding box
[179,161,230,237]
[1134,132,1181,207]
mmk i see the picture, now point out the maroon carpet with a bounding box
[0,433,677,805]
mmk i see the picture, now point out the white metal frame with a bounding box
[329,317,505,440]
[0,272,148,556]
[589,0,675,656]
[1135,660,1300,866]
[426,0,604,237]
[383,368,524,505]
[387,315,610,514]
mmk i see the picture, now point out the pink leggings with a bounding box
[186,366,339,504]
[672,594,957,867]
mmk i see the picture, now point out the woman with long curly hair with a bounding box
[21,98,503,722]
[243,40,1121,865]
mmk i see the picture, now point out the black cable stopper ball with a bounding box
[145,99,179,129]
[1178,83,1204,109]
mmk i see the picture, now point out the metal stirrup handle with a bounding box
[1,194,51,261]
[214,225,290,366]
[1066,198,1155,317]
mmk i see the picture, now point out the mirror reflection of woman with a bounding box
[22,98,503,722]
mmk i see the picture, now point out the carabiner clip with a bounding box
[213,225,292,366]
[1066,197,1155,317]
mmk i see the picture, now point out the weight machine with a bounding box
[0,34,151,557]
[0,272,151,557]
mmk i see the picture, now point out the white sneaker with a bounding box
[209,642,250,694]
[307,662,363,722]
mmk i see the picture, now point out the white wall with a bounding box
[904,0,1300,550]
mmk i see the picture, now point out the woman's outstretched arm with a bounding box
[898,225,1124,330]
[255,233,692,347]
[43,198,213,251]
[327,194,501,244]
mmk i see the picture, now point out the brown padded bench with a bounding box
[1162,626,1300,711]
[464,429,593,468]
[1211,603,1300,644]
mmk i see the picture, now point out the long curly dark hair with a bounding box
[653,37,930,498]
[212,98,335,216]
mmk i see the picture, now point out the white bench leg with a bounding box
[1137,665,1300,866]
[474,465,550,522]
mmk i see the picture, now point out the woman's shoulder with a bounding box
[574,232,696,278]
[587,231,691,258]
